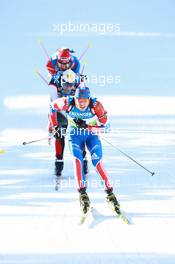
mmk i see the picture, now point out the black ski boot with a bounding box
[55,159,64,177]
[79,188,90,214]
[83,159,89,175]
[106,188,120,212]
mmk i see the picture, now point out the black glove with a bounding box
[73,118,87,129]
[49,72,62,87]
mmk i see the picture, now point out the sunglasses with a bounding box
[62,82,75,87]
[58,60,70,65]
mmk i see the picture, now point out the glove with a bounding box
[50,72,62,87]
[73,118,87,129]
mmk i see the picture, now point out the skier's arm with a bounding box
[47,84,61,135]
[85,100,109,133]
[93,101,108,125]
[50,97,68,126]
[46,59,56,75]
[71,56,80,74]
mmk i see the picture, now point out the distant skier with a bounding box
[46,48,80,89]
[50,86,120,214]
[48,69,88,177]
[49,68,79,101]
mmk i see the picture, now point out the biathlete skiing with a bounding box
[49,86,121,217]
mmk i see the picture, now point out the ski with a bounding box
[79,207,93,225]
[107,202,130,225]
[115,210,130,224]
[0,149,6,154]
[55,176,62,191]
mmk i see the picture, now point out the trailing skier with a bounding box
[48,69,88,177]
[46,48,80,89]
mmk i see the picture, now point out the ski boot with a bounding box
[55,158,64,177]
[79,188,90,214]
[106,188,120,213]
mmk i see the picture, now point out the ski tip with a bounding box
[79,207,92,225]
[88,43,93,48]
[118,214,131,225]
[0,149,6,154]
[34,69,39,75]
[22,142,27,146]
[37,37,43,44]
[124,218,131,225]
[82,60,88,65]
[79,216,86,225]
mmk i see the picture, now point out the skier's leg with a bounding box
[69,132,87,189]
[79,186,90,214]
[54,112,68,176]
[69,131,90,213]
[86,134,111,189]
[55,137,65,176]
[86,134,120,208]
[82,148,88,175]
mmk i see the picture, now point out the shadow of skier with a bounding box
[87,207,133,228]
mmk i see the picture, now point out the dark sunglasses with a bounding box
[62,82,75,87]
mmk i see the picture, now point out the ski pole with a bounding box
[37,38,50,60]
[78,43,92,61]
[37,38,57,70]
[101,137,155,176]
[81,64,86,75]
[22,137,48,146]
[34,69,49,85]
[38,38,92,62]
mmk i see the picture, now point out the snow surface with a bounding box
[0,94,175,264]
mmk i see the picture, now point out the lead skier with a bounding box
[49,86,120,214]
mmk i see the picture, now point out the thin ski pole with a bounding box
[38,38,50,60]
[78,43,92,61]
[22,137,48,145]
[34,69,49,85]
[102,137,155,176]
